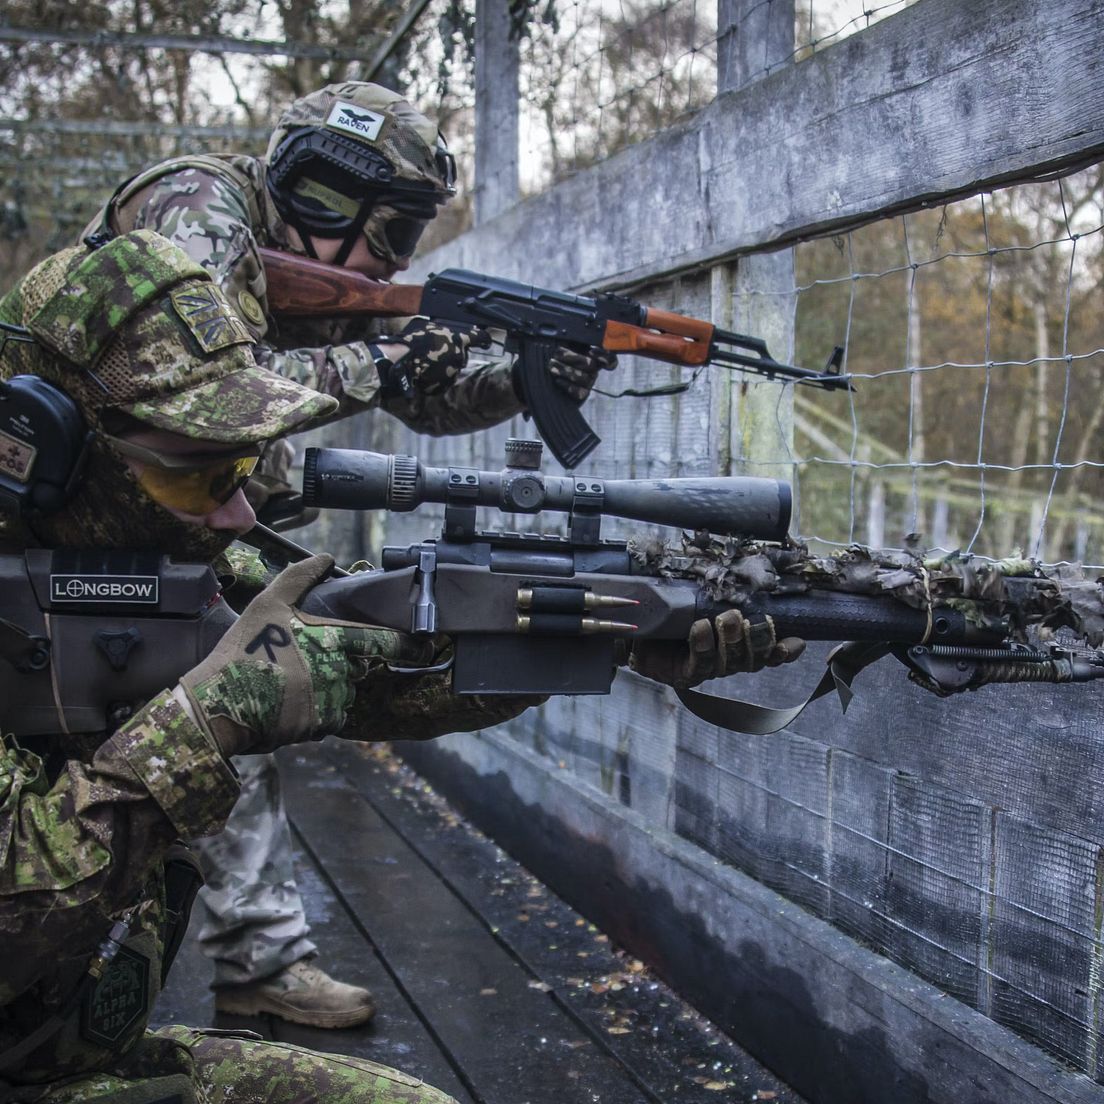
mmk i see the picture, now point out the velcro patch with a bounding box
[81,943,150,1048]
[325,100,386,142]
[170,284,252,354]
[0,428,36,483]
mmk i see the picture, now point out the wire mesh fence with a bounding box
[0,0,475,285]
[515,0,923,192]
[518,0,719,192]
[780,161,1104,565]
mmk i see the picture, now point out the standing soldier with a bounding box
[83,82,616,1029]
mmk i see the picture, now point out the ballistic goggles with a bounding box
[104,434,263,516]
[267,127,453,266]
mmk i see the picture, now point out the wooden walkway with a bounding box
[153,742,805,1104]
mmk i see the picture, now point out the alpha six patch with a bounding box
[80,943,150,1047]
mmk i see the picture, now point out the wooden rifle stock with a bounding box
[259,246,712,366]
[259,247,424,318]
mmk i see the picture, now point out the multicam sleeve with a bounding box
[252,340,380,409]
[125,168,270,342]
[0,690,239,978]
[255,344,525,434]
[380,355,525,436]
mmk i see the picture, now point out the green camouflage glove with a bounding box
[628,609,806,689]
[386,318,491,396]
[179,554,435,756]
[549,346,618,402]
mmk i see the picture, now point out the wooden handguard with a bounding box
[603,319,714,366]
[259,247,424,317]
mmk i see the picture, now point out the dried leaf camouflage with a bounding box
[630,535,1104,646]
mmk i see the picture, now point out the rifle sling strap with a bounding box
[675,641,892,735]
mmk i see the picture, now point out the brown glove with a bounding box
[549,346,618,402]
[179,554,435,757]
[628,609,806,689]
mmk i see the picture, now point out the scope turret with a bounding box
[303,444,791,541]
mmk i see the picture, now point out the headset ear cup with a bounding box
[0,376,89,517]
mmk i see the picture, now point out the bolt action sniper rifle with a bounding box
[4,438,1103,739]
[258,247,849,470]
[262,438,1104,735]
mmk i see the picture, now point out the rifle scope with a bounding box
[303,447,791,540]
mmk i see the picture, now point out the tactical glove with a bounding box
[628,609,806,689]
[549,346,618,403]
[179,554,435,757]
[385,318,492,396]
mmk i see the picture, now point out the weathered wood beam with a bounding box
[473,0,520,225]
[414,0,1104,291]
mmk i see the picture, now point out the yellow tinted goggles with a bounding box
[104,435,262,516]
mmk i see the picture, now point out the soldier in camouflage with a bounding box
[0,228,542,1102]
[81,81,617,1030]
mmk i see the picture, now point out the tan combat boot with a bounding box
[215,957,377,1028]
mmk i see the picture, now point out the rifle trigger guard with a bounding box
[386,657,454,677]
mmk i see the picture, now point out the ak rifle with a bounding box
[259,247,848,470]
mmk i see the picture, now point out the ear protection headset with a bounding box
[0,323,92,517]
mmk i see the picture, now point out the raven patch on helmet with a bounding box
[326,101,386,142]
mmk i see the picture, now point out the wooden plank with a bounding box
[396,728,1104,1104]
[325,738,806,1104]
[270,847,475,1102]
[411,0,1104,293]
[717,0,796,94]
[151,813,474,1101]
[279,745,661,1104]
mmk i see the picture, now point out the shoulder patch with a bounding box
[170,284,252,354]
[237,290,266,327]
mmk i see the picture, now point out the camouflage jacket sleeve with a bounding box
[344,664,545,742]
[256,343,525,436]
[121,167,270,342]
[119,168,526,435]
[0,691,238,1000]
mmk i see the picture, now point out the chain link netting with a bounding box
[776,163,1104,565]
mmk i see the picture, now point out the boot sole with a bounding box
[215,991,377,1029]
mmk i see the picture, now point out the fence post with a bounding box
[717,1,797,488]
[717,0,794,92]
[473,0,520,224]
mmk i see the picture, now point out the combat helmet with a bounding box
[0,230,336,558]
[265,82,456,267]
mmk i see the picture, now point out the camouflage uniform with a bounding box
[85,152,522,434]
[0,232,466,1102]
[81,89,524,993]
